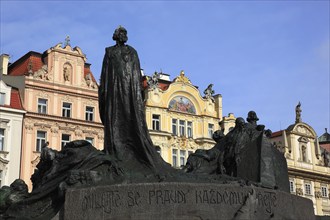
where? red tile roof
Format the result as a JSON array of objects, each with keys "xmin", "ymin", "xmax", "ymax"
[
  {"xmin": 142, "ymin": 77, "xmax": 170, "ymax": 91},
  {"xmin": 271, "ymin": 130, "xmax": 283, "ymax": 138},
  {"xmin": 84, "ymin": 64, "xmax": 98, "ymax": 85},
  {"xmin": 320, "ymin": 144, "xmax": 330, "ymax": 152},
  {"xmin": 8, "ymin": 51, "xmax": 43, "ymax": 76},
  {"xmin": 0, "ymin": 87, "xmax": 24, "ymax": 111}
]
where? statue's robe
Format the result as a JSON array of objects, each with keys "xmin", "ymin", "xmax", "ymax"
[{"xmin": 99, "ymin": 44, "xmax": 171, "ymax": 174}]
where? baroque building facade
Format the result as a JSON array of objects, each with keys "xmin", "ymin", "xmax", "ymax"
[
  {"xmin": 270, "ymin": 103, "xmax": 330, "ymax": 216},
  {"xmin": 2, "ymin": 41, "xmax": 102, "ymax": 189},
  {"xmin": 142, "ymin": 71, "xmax": 227, "ymax": 168},
  {"xmin": 0, "ymin": 63, "xmax": 25, "ymax": 187}
]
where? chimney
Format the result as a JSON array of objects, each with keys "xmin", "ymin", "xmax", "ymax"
[{"xmin": 0, "ymin": 54, "xmax": 10, "ymax": 75}]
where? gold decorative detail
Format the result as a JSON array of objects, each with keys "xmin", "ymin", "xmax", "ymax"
[{"xmin": 174, "ymin": 70, "xmax": 191, "ymax": 84}]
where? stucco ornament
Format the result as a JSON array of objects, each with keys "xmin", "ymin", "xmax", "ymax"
[
  {"xmin": 203, "ymin": 83, "xmax": 215, "ymax": 102},
  {"xmin": 33, "ymin": 65, "xmax": 50, "ymax": 80},
  {"xmin": 146, "ymin": 72, "xmax": 160, "ymax": 90}
]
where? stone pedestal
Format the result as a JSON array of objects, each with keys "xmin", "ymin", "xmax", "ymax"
[{"xmin": 63, "ymin": 183, "xmax": 315, "ymax": 220}]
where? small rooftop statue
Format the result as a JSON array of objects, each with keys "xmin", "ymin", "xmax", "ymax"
[
  {"xmin": 203, "ymin": 83, "xmax": 215, "ymax": 102},
  {"xmin": 295, "ymin": 101, "xmax": 302, "ymax": 123}
]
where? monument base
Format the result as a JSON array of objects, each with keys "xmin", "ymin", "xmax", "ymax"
[{"xmin": 63, "ymin": 182, "xmax": 315, "ymax": 220}]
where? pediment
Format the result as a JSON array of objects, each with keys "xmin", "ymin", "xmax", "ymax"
[{"xmin": 288, "ymin": 122, "xmax": 317, "ymax": 137}]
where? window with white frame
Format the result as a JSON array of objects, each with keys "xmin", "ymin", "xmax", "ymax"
[
  {"xmin": 61, "ymin": 134, "xmax": 71, "ymax": 148},
  {"xmin": 85, "ymin": 137, "xmax": 94, "ymax": 145},
  {"xmin": 152, "ymin": 114, "xmax": 160, "ymax": 131},
  {"xmin": 180, "ymin": 150, "xmax": 186, "ymax": 167},
  {"xmin": 179, "ymin": 120, "xmax": 185, "ymax": 136},
  {"xmin": 304, "ymin": 183, "xmax": 312, "ymax": 195},
  {"xmin": 187, "ymin": 121, "xmax": 193, "ymax": 138},
  {"xmin": 36, "ymin": 131, "xmax": 46, "ymax": 152},
  {"xmin": 85, "ymin": 106, "xmax": 94, "ymax": 121},
  {"xmin": 38, "ymin": 98, "xmax": 47, "ymax": 114},
  {"xmin": 321, "ymin": 186, "xmax": 328, "ymax": 198},
  {"xmin": 289, "ymin": 180, "xmax": 295, "ymax": 193},
  {"xmin": 172, "ymin": 119, "xmax": 177, "ymax": 135},
  {"xmin": 0, "ymin": 93, "xmax": 5, "ymax": 105},
  {"xmin": 0, "ymin": 129, "xmax": 4, "ymax": 151},
  {"xmin": 208, "ymin": 123, "xmax": 214, "ymax": 138},
  {"xmin": 172, "ymin": 149, "xmax": 178, "ymax": 168},
  {"xmin": 62, "ymin": 102, "xmax": 72, "ymax": 118}
]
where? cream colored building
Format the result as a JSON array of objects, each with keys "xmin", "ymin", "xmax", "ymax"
[
  {"xmin": 3, "ymin": 41, "xmax": 103, "ymax": 190},
  {"xmin": 143, "ymin": 71, "xmax": 224, "ymax": 168},
  {"xmin": 270, "ymin": 104, "xmax": 330, "ymax": 216},
  {"xmin": 0, "ymin": 77, "xmax": 25, "ymax": 187}
]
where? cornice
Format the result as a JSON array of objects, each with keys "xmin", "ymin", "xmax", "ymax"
[
  {"xmin": 288, "ymin": 167, "xmax": 330, "ymax": 182},
  {"xmin": 25, "ymin": 83, "xmax": 98, "ymax": 100},
  {"xmin": 25, "ymin": 112, "xmax": 103, "ymax": 128}
]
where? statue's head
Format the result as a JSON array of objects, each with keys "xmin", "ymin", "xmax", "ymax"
[
  {"xmin": 247, "ymin": 111, "xmax": 259, "ymax": 123},
  {"xmin": 10, "ymin": 179, "xmax": 28, "ymax": 193},
  {"xmin": 113, "ymin": 26, "xmax": 128, "ymax": 44},
  {"xmin": 235, "ymin": 117, "xmax": 245, "ymax": 128}
]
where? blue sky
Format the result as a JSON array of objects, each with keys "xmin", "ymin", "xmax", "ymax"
[{"xmin": 1, "ymin": 1, "xmax": 329, "ymax": 136}]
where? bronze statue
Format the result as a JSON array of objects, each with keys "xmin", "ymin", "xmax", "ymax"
[{"xmin": 99, "ymin": 26, "xmax": 170, "ymax": 173}]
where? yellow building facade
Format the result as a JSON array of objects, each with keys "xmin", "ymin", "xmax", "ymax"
[
  {"xmin": 4, "ymin": 41, "xmax": 103, "ymax": 189},
  {"xmin": 270, "ymin": 104, "xmax": 330, "ymax": 216},
  {"xmin": 143, "ymin": 71, "xmax": 223, "ymax": 168}
]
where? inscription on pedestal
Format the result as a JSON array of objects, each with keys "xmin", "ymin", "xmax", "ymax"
[{"xmin": 64, "ymin": 183, "xmax": 314, "ymax": 220}]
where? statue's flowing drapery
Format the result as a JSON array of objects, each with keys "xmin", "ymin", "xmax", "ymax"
[{"xmin": 99, "ymin": 44, "xmax": 170, "ymax": 173}]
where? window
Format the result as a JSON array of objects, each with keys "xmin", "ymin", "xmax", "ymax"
[
  {"xmin": 179, "ymin": 120, "xmax": 185, "ymax": 136},
  {"xmin": 62, "ymin": 102, "xmax": 71, "ymax": 118},
  {"xmin": 289, "ymin": 180, "xmax": 295, "ymax": 193},
  {"xmin": 152, "ymin": 115, "xmax": 160, "ymax": 130},
  {"xmin": 321, "ymin": 186, "xmax": 328, "ymax": 198},
  {"xmin": 36, "ymin": 131, "xmax": 46, "ymax": 152},
  {"xmin": 180, "ymin": 150, "xmax": 186, "ymax": 167},
  {"xmin": 85, "ymin": 137, "xmax": 94, "ymax": 145},
  {"xmin": 208, "ymin": 123, "xmax": 214, "ymax": 138},
  {"xmin": 61, "ymin": 134, "xmax": 71, "ymax": 148},
  {"xmin": 85, "ymin": 106, "xmax": 94, "ymax": 121},
  {"xmin": 187, "ymin": 121, "xmax": 193, "ymax": 138},
  {"xmin": 0, "ymin": 129, "xmax": 4, "ymax": 151},
  {"xmin": 172, "ymin": 119, "xmax": 177, "ymax": 135},
  {"xmin": 304, "ymin": 183, "xmax": 312, "ymax": 195},
  {"xmin": 0, "ymin": 93, "xmax": 5, "ymax": 105},
  {"xmin": 172, "ymin": 149, "xmax": 178, "ymax": 168},
  {"xmin": 38, "ymin": 98, "xmax": 47, "ymax": 114}
]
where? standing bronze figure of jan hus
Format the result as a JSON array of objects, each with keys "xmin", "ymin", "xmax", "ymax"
[{"xmin": 99, "ymin": 26, "xmax": 170, "ymax": 172}]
